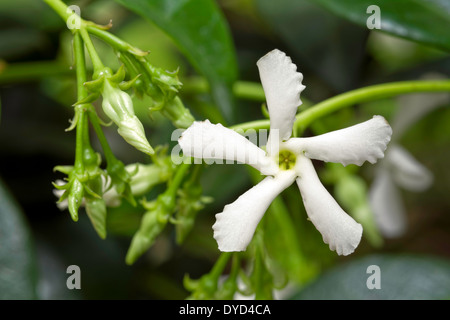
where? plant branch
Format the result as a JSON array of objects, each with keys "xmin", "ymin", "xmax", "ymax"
[{"xmin": 229, "ymin": 79, "xmax": 450, "ymax": 132}]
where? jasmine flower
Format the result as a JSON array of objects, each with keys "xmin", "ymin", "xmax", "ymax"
[{"xmin": 179, "ymin": 49, "xmax": 392, "ymax": 255}]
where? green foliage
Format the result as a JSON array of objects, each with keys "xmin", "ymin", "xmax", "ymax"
[
  {"xmin": 0, "ymin": 178, "xmax": 38, "ymax": 299},
  {"xmin": 114, "ymin": 0, "xmax": 239, "ymax": 123},
  {"xmin": 1, "ymin": 0, "xmax": 450, "ymax": 301},
  {"xmin": 290, "ymin": 254, "xmax": 450, "ymax": 300},
  {"xmin": 310, "ymin": 0, "xmax": 450, "ymax": 52}
]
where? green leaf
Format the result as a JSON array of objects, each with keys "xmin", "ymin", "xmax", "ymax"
[
  {"xmin": 0, "ymin": 178, "xmax": 38, "ymax": 299},
  {"xmin": 290, "ymin": 254, "xmax": 450, "ymax": 299},
  {"xmin": 256, "ymin": 0, "xmax": 368, "ymax": 92},
  {"xmin": 114, "ymin": 0, "xmax": 239, "ymax": 123},
  {"xmin": 309, "ymin": 0, "xmax": 450, "ymax": 52}
]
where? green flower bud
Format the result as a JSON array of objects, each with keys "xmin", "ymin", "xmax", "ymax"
[
  {"xmin": 125, "ymin": 200, "xmax": 169, "ymax": 265},
  {"xmin": 101, "ymin": 80, "xmax": 134, "ymax": 124},
  {"xmin": 53, "ymin": 147, "xmax": 105, "ymax": 234},
  {"xmin": 184, "ymin": 273, "xmax": 217, "ymax": 300},
  {"xmin": 126, "ymin": 194, "xmax": 175, "ymax": 264},
  {"xmin": 215, "ymin": 276, "xmax": 238, "ymax": 300},
  {"xmin": 67, "ymin": 178, "xmax": 84, "ymax": 222},
  {"xmin": 139, "ymin": 56, "xmax": 181, "ymax": 94},
  {"xmin": 103, "ymin": 154, "xmax": 174, "ymax": 207},
  {"xmin": 146, "ymin": 64, "xmax": 182, "ymax": 100},
  {"xmin": 105, "ymin": 159, "xmax": 136, "ymax": 206},
  {"xmin": 128, "ymin": 162, "xmax": 173, "ymax": 196},
  {"xmin": 174, "ymin": 190, "xmax": 212, "ymax": 244},
  {"xmin": 160, "ymin": 97, "xmax": 195, "ymax": 129}
]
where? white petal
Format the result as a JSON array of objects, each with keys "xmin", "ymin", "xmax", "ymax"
[
  {"xmin": 257, "ymin": 49, "xmax": 305, "ymax": 151},
  {"xmin": 213, "ymin": 170, "xmax": 296, "ymax": 252},
  {"xmin": 178, "ymin": 120, "xmax": 278, "ymax": 175},
  {"xmin": 386, "ymin": 145, "xmax": 433, "ymax": 192},
  {"xmin": 295, "ymin": 156, "xmax": 362, "ymax": 256},
  {"xmin": 284, "ymin": 115, "xmax": 392, "ymax": 166},
  {"xmin": 369, "ymin": 168, "xmax": 407, "ymax": 238}
]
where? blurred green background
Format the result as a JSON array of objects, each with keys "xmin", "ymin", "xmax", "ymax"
[{"xmin": 0, "ymin": 0, "xmax": 449, "ymax": 299}]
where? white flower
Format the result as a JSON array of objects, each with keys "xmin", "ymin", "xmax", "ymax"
[
  {"xmin": 369, "ymin": 145, "xmax": 433, "ymax": 237},
  {"xmin": 178, "ymin": 49, "xmax": 393, "ymax": 256},
  {"xmin": 369, "ymin": 81, "xmax": 449, "ymax": 238}
]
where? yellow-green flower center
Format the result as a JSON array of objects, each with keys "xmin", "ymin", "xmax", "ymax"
[{"xmin": 277, "ymin": 150, "xmax": 297, "ymax": 170}]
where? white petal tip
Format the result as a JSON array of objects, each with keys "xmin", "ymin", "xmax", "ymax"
[
  {"xmin": 295, "ymin": 157, "xmax": 364, "ymax": 257},
  {"xmin": 257, "ymin": 49, "xmax": 305, "ymax": 142},
  {"xmin": 256, "ymin": 49, "xmax": 305, "ymax": 95},
  {"xmin": 331, "ymin": 223, "xmax": 363, "ymax": 256},
  {"xmin": 212, "ymin": 174, "xmax": 295, "ymax": 252},
  {"xmin": 346, "ymin": 116, "xmax": 393, "ymax": 166},
  {"xmin": 212, "ymin": 210, "xmax": 247, "ymax": 252}
]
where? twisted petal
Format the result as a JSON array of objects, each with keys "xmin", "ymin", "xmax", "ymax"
[
  {"xmin": 284, "ymin": 115, "xmax": 392, "ymax": 166},
  {"xmin": 118, "ymin": 116, "xmax": 154, "ymax": 155},
  {"xmin": 178, "ymin": 120, "xmax": 278, "ymax": 175},
  {"xmin": 386, "ymin": 145, "xmax": 433, "ymax": 192},
  {"xmin": 257, "ymin": 49, "xmax": 305, "ymax": 152},
  {"xmin": 369, "ymin": 168, "xmax": 407, "ymax": 238},
  {"xmin": 102, "ymin": 81, "xmax": 135, "ymax": 124},
  {"xmin": 295, "ymin": 156, "xmax": 362, "ymax": 256},
  {"xmin": 213, "ymin": 170, "xmax": 296, "ymax": 252}
]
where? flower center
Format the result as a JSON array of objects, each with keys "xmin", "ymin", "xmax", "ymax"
[{"xmin": 277, "ymin": 150, "xmax": 297, "ymax": 170}]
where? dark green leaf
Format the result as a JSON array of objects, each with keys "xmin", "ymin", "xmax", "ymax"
[
  {"xmin": 0, "ymin": 178, "xmax": 38, "ymax": 299},
  {"xmin": 309, "ymin": 0, "xmax": 450, "ymax": 52},
  {"xmin": 256, "ymin": 0, "xmax": 368, "ymax": 92},
  {"xmin": 114, "ymin": 0, "xmax": 239, "ymax": 123},
  {"xmin": 290, "ymin": 254, "xmax": 450, "ymax": 299}
]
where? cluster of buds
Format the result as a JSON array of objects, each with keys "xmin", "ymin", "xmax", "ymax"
[
  {"xmin": 118, "ymin": 51, "xmax": 195, "ymax": 129},
  {"xmin": 54, "ymin": 147, "xmax": 176, "ymax": 240},
  {"xmin": 76, "ymin": 65, "xmax": 154, "ymax": 155},
  {"xmin": 125, "ymin": 162, "xmax": 210, "ymax": 265},
  {"xmin": 53, "ymin": 146, "xmax": 107, "ymax": 238},
  {"xmin": 54, "ymin": 39, "xmax": 201, "ymax": 256}
]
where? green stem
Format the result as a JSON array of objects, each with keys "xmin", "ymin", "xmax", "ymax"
[
  {"xmin": 253, "ymin": 234, "xmax": 271, "ymax": 300},
  {"xmin": 165, "ymin": 163, "xmax": 191, "ymax": 199},
  {"xmin": 184, "ymin": 77, "xmax": 267, "ymax": 102},
  {"xmin": 88, "ymin": 110, "xmax": 116, "ymax": 165},
  {"xmin": 73, "ymin": 31, "xmax": 87, "ymax": 170},
  {"xmin": 294, "ymin": 79, "xmax": 450, "ymax": 133},
  {"xmin": 229, "ymin": 119, "xmax": 271, "ymax": 131},
  {"xmin": 86, "ymin": 25, "xmax": 147, "ymax": 57},
  {"xmin": 230, "ymin": 79, "xmax": 450, "ymax": 132},
  {"xmin": 210, "ymin": 252, "xmax": 232, "ymax": 279},
  {"xmin": 75, "ymin": 34, "xmax": 87, "ymax": 100},
  {"xmin": 229, "ymin": 253, "xmax": 240, "ymax": 280},
  {"xmin": 79, "ymin": 28, "xmax": 104, "ymax": 75},
  {"xmin": 44, "ymin": 0, "xmax": 73, "ymax": 22}
]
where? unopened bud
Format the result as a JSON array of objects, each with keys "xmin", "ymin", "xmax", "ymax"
[
  {"xmin": 101, "ymin": 81, "xmax": 134, "ymax": 124},
  {"xmin": 117, "ymin": 115, "xmax": 154, "ymax": 155},
  {"xmin": 101, "ymin": 81, "xmax": 154, "ymax": 155}
]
